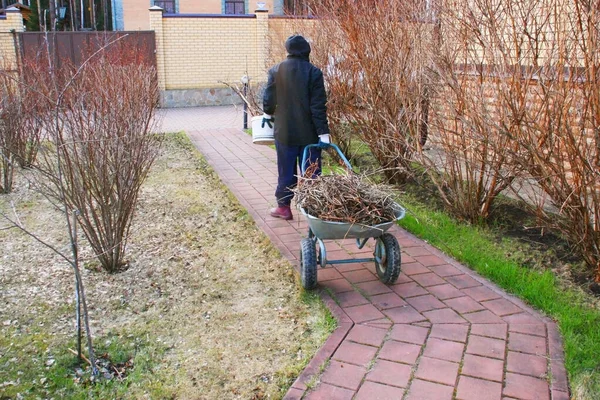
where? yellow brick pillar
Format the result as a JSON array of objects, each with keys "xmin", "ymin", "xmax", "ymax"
[
  {"xmin": 1, "ymin": 7, "xmax": 24, "ymax": 71},
  {"xmin": 149, "ymin": 6, "xmax": 166, "ymax": 91},
  {"xmin": 255, "ymin": 7, "xmax": 269, "ymax": 82},
  {"xmin": 5, "ymin": 7, "xmax": 24, "ymax": 32}
]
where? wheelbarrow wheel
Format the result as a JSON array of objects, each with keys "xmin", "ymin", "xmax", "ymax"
[
  {"xmin": 374, "ymin": 233, "xmax": 401, "ymax": 284},
  {"xmin": 300, "ymin": 238, "xmax": 318, "ymax": 289}
]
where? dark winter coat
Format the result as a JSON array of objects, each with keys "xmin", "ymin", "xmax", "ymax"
[{"xmin": 263, "ymin": 35, "xmax": 330, "ymax": 146}]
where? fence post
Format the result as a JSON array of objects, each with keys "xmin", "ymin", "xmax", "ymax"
[
  {"xmin": 149, "ymin": 6, "xmax": 166, "ymax": 94},
  {"xmin": 255, "ymin": 7, "xmax": 269, "ymax": 82}
]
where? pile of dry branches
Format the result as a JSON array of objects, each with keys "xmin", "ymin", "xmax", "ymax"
[{"xmin": 294, "ymin": 170, "xmax": 398, "ymax": 225}]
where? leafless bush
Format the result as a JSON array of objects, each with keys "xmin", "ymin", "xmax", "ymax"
[
  {"xmin": 415, "ymin": 0, "xmax": 531, "ymax": 222},
  {"xmin": 307, "ymin": 0, "xmax": 436, "ymax": 184},
  {"xmin": 34, "ymin": 44, "xmax": 161, "ymax": 273},
  {"xmin": 0, "ymin": 71, "xmax": 22, "ymax": 193},
  {"xmin": 500, "ymin": 0, "xmax": 600, "ymax": 278},
  {"xmin": 427, "ymin": 0, "xmax": 600, "ymax": 274}
]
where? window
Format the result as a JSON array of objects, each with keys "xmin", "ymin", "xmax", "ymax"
[
  {"xmin": 225, "ymin": 0, "xmax": 245, "ymax": 15},
  {"xmin": 154, "ymin": 0, "xmax": 176, "ymax": 13}
]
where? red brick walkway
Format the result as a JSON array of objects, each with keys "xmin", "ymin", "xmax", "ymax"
[{"xmin": 186, "ymin": 124, "xmax": 569, "ymax": 400}]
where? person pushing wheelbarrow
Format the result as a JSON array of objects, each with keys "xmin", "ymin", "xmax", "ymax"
[{"xmin": 262, "ymin": 34, "xmax": 331, "ymax": 221}]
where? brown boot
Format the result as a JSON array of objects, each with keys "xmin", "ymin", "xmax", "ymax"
[{"xmin": 270, "ymin": 205, "xmax": 293, "ymax": 220}]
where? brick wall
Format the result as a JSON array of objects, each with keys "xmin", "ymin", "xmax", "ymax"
[{"xmin": 149, "ymin": 7, "xmax": 314, "ymax": 107}]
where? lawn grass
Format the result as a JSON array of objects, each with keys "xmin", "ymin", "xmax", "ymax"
[{"xmin": 397, "ymin": 193, "xmax": 600, "ymax": 397}]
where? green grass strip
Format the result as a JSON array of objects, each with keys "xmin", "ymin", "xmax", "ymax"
[{"xmin": 397, "ymin": 196, "xmax": 600, "ymax": 395}]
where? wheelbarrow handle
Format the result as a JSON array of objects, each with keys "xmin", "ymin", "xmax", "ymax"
[{"xmin": 301, "ymin": 143, "xmax": 353, "ymax": 175}]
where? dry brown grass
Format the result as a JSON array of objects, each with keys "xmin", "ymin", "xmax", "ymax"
[{"xmin": 0, "ymin": 133, "xmax": 333, "ymax": 399}]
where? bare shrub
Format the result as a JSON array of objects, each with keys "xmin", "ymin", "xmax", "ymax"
[
  {"xmin": 427, "ymin": 0, "xmax": 600, "ymax": 274},
  {"xmin": 416, "ymin": 0, "xmax": 532, "ymax": 222},
  {"xmin": 34, "ymin": 44, "xmax": 161, "ymax": 273},
  {"xmin": 501, "ymin": 0, "xmax": 600, "ymax": 278},
  {"xmin": 0, "ymin": 71, "xmax": 22, "ymax": 193},
  {"xmin": 307, "ymin": 0, "xmax": 436, "ymax": 183}
]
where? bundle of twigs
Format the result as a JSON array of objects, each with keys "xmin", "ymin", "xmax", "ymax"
[{"xmin": 294, "ymin": 166, "xmax": 399, "ymax": 225}]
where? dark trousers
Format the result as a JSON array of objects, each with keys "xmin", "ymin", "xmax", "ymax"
[{"xmin": 275, "ymin": 140, "xmax": 321, "ymax": 206}]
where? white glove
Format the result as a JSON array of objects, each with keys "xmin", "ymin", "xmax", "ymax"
[{"xmin": 319, "ymin": 134, "xmax": 330, "ymax": 144}]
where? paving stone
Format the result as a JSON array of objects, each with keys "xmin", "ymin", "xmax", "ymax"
[
  {"xmin": 346, "ymin": 324, "xmax": 388, "ymax": 347},
  {"xmin": 344, "ymin": 304, "xmax": 386, "ymax": 323},
  {"xmin": 320, "ymin": 360, "xmax": 367, "ymax": 390},
  {"xmin": 462, "ymin": 310, "xmax": 506, "ymax": 324},
  {"xmin": 405, "ymin": 294, "xmax": 447, "ymax": 312},
  {"xmin": 461, "ymin": 354, "xmax": 504, "ymax": 382},
  {"xmin": 389, "ymin": 324, "xmax": 429, "ymax": 345},
  {"xmin": 335, "ymin": 290, "xmax": 370, "ymax": 308},
  {"xmin": 423, "ymin": 337, "xmax": 465, "ymax": 362},
  {"xmin": 354, "ymin": 381, "xmax": 406, "ymax": 400},
  {"xmin": 343, "ymin": 269, "xmax": 378, "ymax": 283},
  {"xmin": 303, "ymin": 383, "xmax": 354, "ymax": 400},
  {"xmin": 405, "ymin": 379, "xmax": 454, "ymax": 400},
  {"xmin": 379, "ymin": 340, "xmax": 422, "ymax": 364},
  {"xmin": 402, "ymin": 262, "xmax": 431, "ymax": 275},
  {"xmin": 333, "ymin": 341, "xmax": 378, "ymax": 367},
  {"xmin": 482, "ymin": 298, "xmax": 524, "ymax": 316},
  {"xmin": 382, "ymin": 305, "xmax": 427, "ymax": 324},
  {"xmin": 404, "ymin": 246, "xmax": 432, "ymax": 257},
  {"xmin": 508, "ymin": 324, "xmax": 547, "ymax": 337},
  {"xmin": 444, "ymin": 296, "xmax": 486, "ymax": 314},
  {"xmin": 320, "ymin": 278, "xmax": 354, "ymax": 293},
  {"xmin": 392, "ymin": 282, "xmax": 428, "ymax": 298},
  {"xmin": 508, "ymin": 332, "xmax": 547, "ymax": 356},
  {"xmin": 503, "ymin": 312, "xmax": 544, "ymax": 325},
  {"xmin": 415, "ymin": 357, "xmax": 459, "ymax": 386},
  {"xmin": 423, "ymin": 308, "xmax": 468, "ymax": 324},
  {"xmin": 503, "ymin": 373, "xmax": 550, "ymax": 400},
  {"xmin": 467, "ymin": 335, "xmax": 506, "ymax": 360},
  {"xmin": 355, "ymin": 280, "xmax": 393, "ymax": 296},
  {"xmin": 506, "ymin": 351, "xmax": 548, "ymax": 378},
  {"xmin": 428, "ymin": 264, "xmax": 464, "ymax": 277},
  {"xmin": 412, "ymin": 272, "xmax": 447, "ymax": 287},
  {"xmin": 366, "ymin": 359, "xmax": 412, "ymax": 388},
  {"xmin": 395, "ymin": 272, "xmax": 413, "ymax": 284},
  {"xmin": 413, "ymin": 255, "xmax": 447, "ymax": 267},
  {"xmin": 551, "ymin": 390, "xmax": 571, "ymax": 400},
  {"xmin": 470, "ymin": 324, "xmax": 508, "ymax": 340},
  {"xmin": 427, "ymin": 283, "xmax": 464, "ymax": 300},
  {"xmin": 456, "ymin": 376, "xmax": 503, "ymax": 400},
  {"xmin": 370, "ymin": 292, "xmax": 408, "ymax": 310},
  {"xmin": 283, "ymin": 387, "xmax": 304, "ymax": 400},
  {"xmin": 430, "ymin": 324, "xmax": 469, "ymax": 342},
  {"xmin": 446, "ymin": 274, "xmax": 482, "ymax": 289},
  {"xmin": 462, "ymin": 285, "xmax": 502, "ymax": 301}
]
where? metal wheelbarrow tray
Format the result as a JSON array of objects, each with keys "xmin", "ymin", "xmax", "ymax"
[{"xmin": 298, "ymin": 143, "xmax": 406, "ymax": 290}]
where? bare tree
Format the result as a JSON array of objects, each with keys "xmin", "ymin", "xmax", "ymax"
[{"xmin": 306, "ymin": 0, "xmax": 437, "ymax": 183}]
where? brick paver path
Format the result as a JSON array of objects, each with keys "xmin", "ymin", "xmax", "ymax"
[{"xmin": 161, "ymin": 106, "xmax": 570, "ymax": 400}]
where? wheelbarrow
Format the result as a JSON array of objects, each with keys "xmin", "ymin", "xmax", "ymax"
[{"xmin": 298, "ymin": 143, "xmax": 406, "ymax": 290}]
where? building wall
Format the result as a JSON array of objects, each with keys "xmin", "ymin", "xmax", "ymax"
[
  {"xmin": 124, "ymin": 0, "xmax": 152, "ymax": 29},
  {"xmin": 123, "ymin": 0, "xmax": 278, "ymax": 30}
]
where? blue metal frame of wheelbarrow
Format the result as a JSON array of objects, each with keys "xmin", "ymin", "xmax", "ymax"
[{"xmin": 300, "ymin": 142, "xmax": 405, "ymax": 268}]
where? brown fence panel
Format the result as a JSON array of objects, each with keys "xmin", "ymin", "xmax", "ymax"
[{"xmin": 18, "ymin": 31, "xmax": 156, "ymax": 70}]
